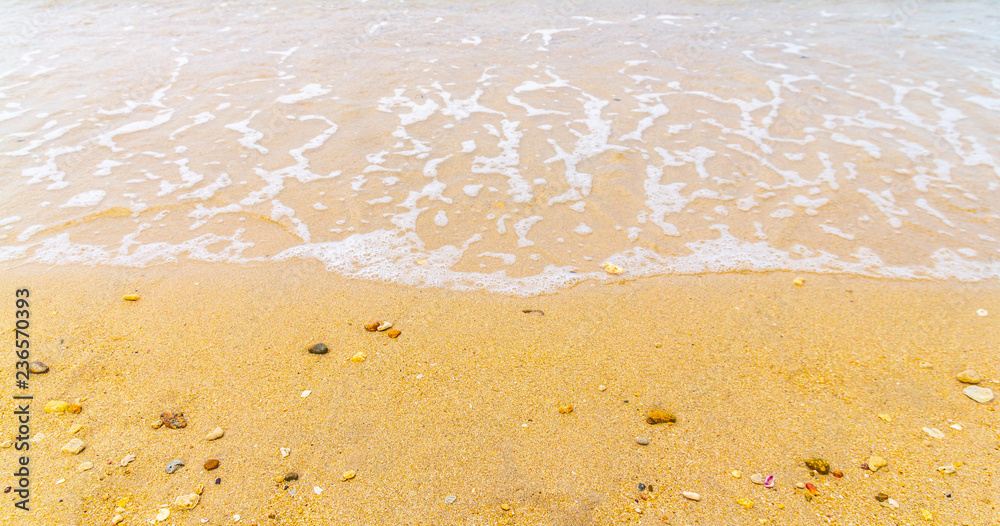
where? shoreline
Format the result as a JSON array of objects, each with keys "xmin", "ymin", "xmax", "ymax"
[{"xmin": 1, "ymin": 263, "xmax": 997, "ymax": 525}]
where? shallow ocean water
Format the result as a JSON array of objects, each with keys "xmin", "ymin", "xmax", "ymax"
[{"xmin": 1, "ymin": 0, "xmax": 998, "ymax": 294}]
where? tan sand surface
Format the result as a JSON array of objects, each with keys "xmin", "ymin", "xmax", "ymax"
[{"xmin": 1, "ymin": 264, "xmax": 998, "ymax": 525}]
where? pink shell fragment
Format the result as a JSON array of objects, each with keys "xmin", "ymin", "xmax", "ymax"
[{"xmin": 763, "ymin": 475, "xmax": 775, "ymax": 488}]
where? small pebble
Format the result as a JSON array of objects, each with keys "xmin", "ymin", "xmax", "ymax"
[
  {"xmin": 923, "ymin": 427, "xmax": 945, "ymax": 439},
  {"xmin": 120, "ymin": 454, "xmax": 136, "ymax": 467},
  {"xmin": 867, "ymin": 455, "xmax": 887, "ymax": 472},
  {"xmin": 160, "ymin": 412, "xmax": 187, "ymax": 429},
  {"xmin": 44, "ymin": 400, "xmax": 70, "ymax": 413},
  {"xmin": 681, "ymin": 491, "xmax": 701, "ymax": 501},
  {"xmin": 351, "ymin": 352, "xmax": 366, "ymax": 363},
  {"xmin": 69, "ymin": 424, "xmax": 82, "ymax": 434},
  {"xmin": 645, "ymin": 409, "xmax": 676, "ymax": 425},
  {"xmin": 204, "ymin": 459, "xmax": 220, "ymax": 471},
  {"xmin": 165, "ymin": 460, "xmax": 185, "ymax": 474},
  {"xmin": 174, "ymin": 493, "xmax": 200, "ymax": 510},
  {"xmin": 313, "ymin": 487, "xmax": 323, "ymax": 495},
  {"xmin": 111, "ymin": 514, "xmax": 124, "ymax": 525},
  {"xmin": 301, "ymin": 390, "xmax": 311, "ymax": 398},
  {"xmin": 386, "ymin": 328, "xmax": 402, "ymax": 338},
  {"xmin": 963, "ymin": 385, "xmax": 994, "ymax": 404},
  {"xmin": 804, "ymin": 458, "xmax": 830, "ymax": 475},
  {"xmin": 731, "ymin": 470, "xmax": 741, "ymax": 478},
  {"xmin": 937, "ymin": 465, "xmax": 957, "ymax": 474},
  {"xmin": 364, "ymin": 321, "xmax": 381, "ymax": 332},
  {"xmin": 832, "ymin": 470, "xmax": 844, "ymax": 478},
  {"xmin": 61, "ymin": 438, "xmax": 85, "ymax": 455},
  {"xmin": 794, "ymin": 277, "xmax": 805, "ymax": 286},
  {"xmin": 151, "ymin": 419, "xmax": 164, "ymax": 429},
  {"xmin": 558, "ymin": 404, "xmax": 574, "ymax": 414},
  {"xmin": 308, "ymin": 343, "xmax": 329, "ymax": 355},
  {"xmin": 500, "ymin": 504, "xmax": 511, "ymax": 511},
  {"xmin": 123, "ymin": 294, "xmax": 140, "ymax": 301},
  {"xmin": 283, "ymin": 472, "xmax": 299, "ymax": 481},
  {"xmin": 919, "ymin": 509, "xmax": 933, "ymax": 521},
  {"xmin": 795, "ymin": 482, "xmax": 806, "ymax": 489},
  {"xmin": 376, "ymin": 321, "xmax": 392, "ymax": 331},
  {"xmin": 805, "ymin": 482, "xmax": 818, "ymax": 495},
  {"xmin": 750, "ymin": 473, "xmax": 765, "ymax": 485},
  {"xmin": 29, "ymin": 361, "xmax": 49, "ymax": 374},
  {"xmin": 598, "ymin": 384, "xmax": 607, "ymax": 391},
  {"xmin": 280, "ymin": 447, "xmax": 290, "ymax": 458},
  {"xmin": 635, "ymin": 438, "xmax": 650, "ymax": 446},
  {"xmin": 878, "ymin": 413, "xmax": 892, "ymax": 422},
  {"xmin": 956, "ymin": 369, "xmax": 981, "ymax": 384},
  {"xmin": 155, "ymin": 508, "xmax": 169, "ymax": 522},
  {"xmin": 602, "ymin": 262, "xmax": 623, "ymax": 275},
  {"xmin": 444, "ymin": 494, "xmax": 457, "ymax": 504},
  {"xmin": 77, "ymin": 461, "xmax": 93, "ymax": 471},
  {"xmin": 341, "ymin": 470, "xmax": 356, "ymax": 481},
  {"xmin": 638, "ymin": 483, "xmax": 646, "ymax": 491},
  {"xmin": 976, "ymin": 308, "xmax": 988, "ymax": 316},
  {"xmin": 205, "ymin": 426, "xmax": 225, "ymax": 441},
  {"xmin": 0, "ymin": 440, "xmax": 11, "ymax": 449},
  {"xmin": 883, "ymin": 498, "xmax": 900, "ymax": 509},
  {"xmin": 67, "ymin": 403, "xmax": 82, "ymax": 414},
  {"xmin": 875, "ymin": 492, "xmax": 888, "ymax": 502},
  {"xmin": 736, "ymin": 497, "xmax": 753, "ymax": 509}
]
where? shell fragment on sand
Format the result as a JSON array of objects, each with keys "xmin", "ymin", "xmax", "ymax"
[
  {"xmin": 61, "ymin": 438, "xmax": 85, "ymax": 454},
  {"xmin": 205, "ymin": 426, "xmax": 225, "ymax": 441},
  {"xmin": 682, "ymin": 491, "xmax": 701, "ymax": 501},
  {"xmin": 963, "ymin": 385, "xmax": 994, "ymax": 404},
  {"xmin": 173, "ymin": 493, "xmax": 200, "ymax": 510}
]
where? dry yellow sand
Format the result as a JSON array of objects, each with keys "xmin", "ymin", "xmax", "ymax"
[{"xmin": 1, "ymin": 263, "xmax": 998, "ymax": 525}]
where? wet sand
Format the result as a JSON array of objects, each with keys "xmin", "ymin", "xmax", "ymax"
[{"xmin": 1, "ymin": 264, "xmax": 997, "ymax": 525}]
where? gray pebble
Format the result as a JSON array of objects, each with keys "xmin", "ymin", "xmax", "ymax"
[
  {"xmin": 165, "ymin": 460, "xmax": 185, "ymax": 474},
  {"xmin": 29, "ymin": 361, "xmax": 49, "ymax": 374},
  {"xmin": 636, "ymin": 438, "xmax": 650, "ymax": 446},
  {"xmin": 444, "ymin": 494, "xmax": 457, "ymax": 504}
]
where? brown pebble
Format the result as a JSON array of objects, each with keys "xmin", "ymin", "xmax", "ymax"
[
  {"xmin": 364, "ymin": 321, "xmax": 381, "ymax": 332},
  {"xmin": 832, "ymin": 470, "xmax": 844, "ymax": 478},
  {"xmin": 204, "ymin": 459, "xmax": 219, "ymax": 471},
  {"xmin": 558, "ymin": 404, "xmax": 574, "ymax": 414},
  {"xmin": 283, "ymin": 472, "xmax": 299, "ymax": 481},
  {"xmin": 386, "ymin": 329, "xmax": 401, "ymax": 338},
  {"xmin": 29, "ymin": 361, "xmax": 49, "ymax": 374},
  {"xmin": 67, "ymin": 404, "xmax": 82, "ymax": 414},
  {"xmin": 875, "ymin": 492, "xmax": 889, "ymax": 502},
  {"xmin": 645, "ymin": 409, "xmax": 676, "ymax": 425},
  {"xmin": 160, "ymin": 412, "xmax": 187, "ymax": 429},
  {"xmin": 308, "ymin": 343, "xmax": 329, "ymax": 355}
]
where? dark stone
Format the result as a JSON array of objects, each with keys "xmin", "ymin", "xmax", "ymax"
[
  {"xmin": 284, "ymin": 472, "xmax": 299, "ymax": 481},
  {"xmin": 308, "ymin": 343, "xmax": 329, "ymax": 355}
]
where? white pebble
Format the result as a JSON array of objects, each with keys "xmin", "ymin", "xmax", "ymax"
[
  {"xmin": 280, "ymin": 447, "xmax": 290, "ymax": 458},
  {"xmin": 205, "ymin": 426, "xmax": 225, "ymax": 441},
  {"xmin": 120, "ymin": 454, "xmax": 136, "ymax": 467},
  {"xmin": 314, "ymin": 486, "xmax": 323, "ymax": 495},
  {"xmin": 682, "ymin": 491, "xmax": 701, "ymax": 501},
  {"xmin": 976, "ymin": 308, "xmax": 988, "ymax": 316},
  {"xmin": 963, "ymin": 385, "xmax": 994, "ymax": 404},
  {"xmin": 923, "ymin": 427, "xmax": 945, "ymax": 439},
  {"xmin": 301, "ymin": 390, "xmax": 311, "ymax": 398}
]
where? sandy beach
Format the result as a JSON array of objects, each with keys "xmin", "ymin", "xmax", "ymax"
[{"xmin": 2, "ymin": 264, "xmax": 997, "ymax": 525}]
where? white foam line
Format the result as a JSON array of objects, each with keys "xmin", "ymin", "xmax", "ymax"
[
  {"xmin": 224, "ymin": 111, "xmax": 268, "ymax": 154},
  {"xmin": 97, "ymin": 110, "xmax": 175, "ymax": 152},
  {"xmin": 276, "ymin": 83, "xmax": 330, "ymax": 104}
]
